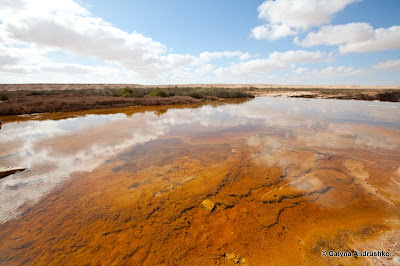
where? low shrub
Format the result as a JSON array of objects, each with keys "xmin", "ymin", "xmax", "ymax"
[
  {"xmin": 121, "ymin": 87, "xmax": 133, "ymax": 97},
  {"xmin": 149, "ymin": 88, "xmax": 168, "ymax": 97},
  {"xmin": 29, "ymin": 90, "xmax": 46, "ymax": 96},
  {"xmin": 188, "ymin": 91, "xmax": 203, "ymax": 99},
  {"xmin": 377, "ymin": 91, "xmax": 400, "ymax": 102},
  {"xmin": 130, "ymin": 88, "xmax": 150, "ymax": 98},
  {"xmin": 44, "ymin": 90, "xmax": 59, "ymax": 95}
]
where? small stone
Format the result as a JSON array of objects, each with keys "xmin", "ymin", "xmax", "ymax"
[
  {"xmin": 225, "ymin": 253, "xmax": 235, "ymax": 260},
  {"xmin": 0, "ymin": 165, "xmax": 26, "ymax": 179},
  {"xmin": 201, "ymin": 199, "xmax": 215, "ymax": 212}
]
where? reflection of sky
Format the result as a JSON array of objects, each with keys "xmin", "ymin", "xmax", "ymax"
[{"xmin": 0, "ymin": 97, "xmax": 399, "ymax": 223}]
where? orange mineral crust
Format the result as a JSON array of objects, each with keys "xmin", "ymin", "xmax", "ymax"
[{"xmin": 0, "ymin": 98, "xmax": 399, "ymax": 265}]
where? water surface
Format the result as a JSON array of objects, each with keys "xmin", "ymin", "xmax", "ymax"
[{"xmin": 0, "ymin": 97, "xmax": 399, "ymax": 265}]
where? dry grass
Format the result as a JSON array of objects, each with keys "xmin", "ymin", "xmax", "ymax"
[
  {"xmin": 0, "ymin": 94, "xmax": 203, "ymax": 116},
  {"xmin": 0, "ymin": 86, "xmax": 255, "ymax": 116}
]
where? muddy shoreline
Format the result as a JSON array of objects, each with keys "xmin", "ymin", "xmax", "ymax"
[
  {"xmin": 0, "ymin": 94, "xmax": 205, "ymax": 116},
  {"xmin": 0, "ymin": 84, "xmax": 399, "ymax": 116},
  {"xmin": 256, "ymin": 90, "xmax": 400, "ymax": 102},
  {"xmin": 0, "ymin": 85, "xmax": 255, "ymax": 116}
]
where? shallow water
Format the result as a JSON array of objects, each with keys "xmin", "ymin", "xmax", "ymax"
[{"xmin": 0, "ymin": 97, "xmax": 399, "ymax": 265}]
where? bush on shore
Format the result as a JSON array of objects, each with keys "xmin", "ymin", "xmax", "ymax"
[
  {"xmin": 121, "ymin": 87, "xmax": 133, "ymax": 97},
  {"xmin": 1, "ymin": 86, "xmax": 256, "ymax": 103},
  {"xmin": 149, "ymin": 88, "xmax": 168, "ymax": 97}
]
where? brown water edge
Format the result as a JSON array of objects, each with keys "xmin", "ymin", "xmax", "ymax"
[
  {"xmin": 0, "ymin": 98, "xmax": 249, "ymax": 124},
  {"xmin": 0, "ymin": 125, "xmax": 399, "ymax": 265}
]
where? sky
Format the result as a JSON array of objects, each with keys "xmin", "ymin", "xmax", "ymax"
[{"xmin": 0, "ymin": 0, "xmax": 399, "ymax": 85}]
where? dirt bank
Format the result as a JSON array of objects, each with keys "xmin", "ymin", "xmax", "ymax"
[
  {"xmin": 255, "ymin": 89, "xmax": 400, "ymax": 102},
  {"xmin": 0, "ymin": 85, "xmax": 255, "ymax": 116},
  {"xmin": 0, "ymin": 94, "xmax": 205, "ymax": 116},
  {"xmin": 1, "ymin": 84, "xmax": 399, "ymax": 116}
]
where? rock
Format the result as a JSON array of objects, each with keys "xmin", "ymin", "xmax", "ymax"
[
  {"xmin": 0, "ymin": 165, "xmax": 26, "ymax": 179},
  {"xmin": 201, "ymin": 199, "xmax": 215, "ymax": 212},
  {"xmin": 225, "ymin": 253, "xmax": 246, "ymax": 265},
  {"xmin": 226, "ymin": 253, "xmax": 236, "ymax": 260}
]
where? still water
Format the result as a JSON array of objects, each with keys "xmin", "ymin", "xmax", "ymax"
[{"xmin": 0, "ymin": 97, "xmax": 399, "ymax": 265}]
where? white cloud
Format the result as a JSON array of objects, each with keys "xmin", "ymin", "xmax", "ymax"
[
  {"xmin": 0, "ymin": 0, "xmax": 398, "ymax": 85},
  {"xmin": 39, "ymin": 63, "xmax": 121, "ymax": 76},
  {"xmin": 295, "ymin": 60, "xmax": 400, "ymax": 80},
  {"xmin": 0, "ymin": 0, "xmax": 172, "ymax": 79},
  {"xmin": 251, "ymin": 24, "xmax": 296, "ymax": 40},
  {"xmin": 269, "ymin": 50, "xmax": 327, "ymax": 64},
  {"xmin": 0, "ymin": 42, "xmax": 124, "ymax": 81},
  {"xmin": 298, "ymin": 23, "xmax": 374, "ymax": 47},
  {"xmin": 239, "ymin": 53, "xmax": 252, "ymax": 60},
  {"xmin": 0, "ymin": 45, "xmax": 50, "ymax": 66},
  {"xmin": 311, "ymin": 66, "xmax": 362, "ymax": 77},
  {"xmin": 195, "ymin": 64, "xmax": 216, "ymax": 75},
  {"xmin": 372, "ymin": 59, "xmax": 400, "ymax": 71},
  {"xmin": 339, "ymin": 26, "xmax": 400, "ymax": 54},
  {"xmin": 215, "ymin": 50, "xmax": 327, "ymax": 78},
  {"xmin": 294, "ymin": 67, "xmax": 308, "ymax": 74},
  {"xmin": 258, "ymin": 0, "xmax": 360, "ymax": 29},
  {"xmin": 199, "ymin": 51, "xmax": 243, "ymax": 62},
  {"xmin": 251, "ymin": 0, "xmax": 360, "ymax": 40},
  {"xmin": 296, "ymin": 23, "xmax": 400, "ymax": 54},
  {"xmin": 0, "ymin": 0, "xmax": 257, "ymax": 83},
  {"xmin": 1, "ymin": 9, "xmax": 167, "ymax": 74},
  {"xmin": 0, "ymin": 63, "xmax": 124, "ymax": 83}
]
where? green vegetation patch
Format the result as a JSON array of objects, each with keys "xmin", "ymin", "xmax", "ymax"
[
  {"xmin": 121, "ymin": 87, "xmax": 133, "ymax": 97},
  {"xmin": 149, "ymin": 88, "xmax": 169, "ymax": 98}
]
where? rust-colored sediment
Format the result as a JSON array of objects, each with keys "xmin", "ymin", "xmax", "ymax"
[{"xmin": 0, "ymin": 126, "xmax": 399, "ymax": 265}]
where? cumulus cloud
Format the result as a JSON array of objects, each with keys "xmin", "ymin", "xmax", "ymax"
[
  {"xmin": 251, "ymin": 0, "xmax": 360, "ymax": 40},
  {"xmin": 311, "ymin": 66, "xmax": 362, "ymax": 77},
  {"xmin": 297, "ymin": 23, "xmax": 375, "ymax": 47},
  {"xmin": 0, "ymin": 43, "xmax": 124, "ymax": 82},
  {"xmin": 251, "ymin": 24, "xmax": 296, "ymax": 40},
  {"xmin": 372, "ymin": 59, "xmax": 400, "ymax": 71},
  {"xmin": 296, "ymin": 23, "xmax": 400, "ymax": 54},
  {"xmin": 0, "ymin": 0, "xmax": 253, "ymax": 82},
  {"xmin": 199, "ymin": 51, "xmax": 249, "ymax": 62},
  {"xmin": 339, "ymin": 26, "xmax": 400, "ymax": 54},
  {"xmin": 215, "ymin": 50, "xmax": 327, "ymax": 79},
  {"xmin": 296, "ymin": 59, "xmax": 400, "ymax": 80},
  {"xmin": 0, "ymin": 45, "xmax": 49, "ymax": 66},
  {"xmin": 0, "ymin": 1, "xmax": 168, "ymax": 76},
  {"xmin": 1, "ymin": 0, "xmax": 398, "ymax": 84},
  {"xmin": 269, "ymin": 50, "xmax": 327, "ymax": 64},
  {"xmin": 294, "ymin": 67, "xmax": 308, "ymax": 74}
]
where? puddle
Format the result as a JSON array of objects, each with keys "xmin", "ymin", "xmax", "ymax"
[{"xmin": 0, "ymin": 97, "xmax": 399, "ymax": 265}]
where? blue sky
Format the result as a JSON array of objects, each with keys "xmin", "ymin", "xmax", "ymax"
[{"xmin": 0, "ymin": 0, "xmax": 399, "ymax": 85}]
